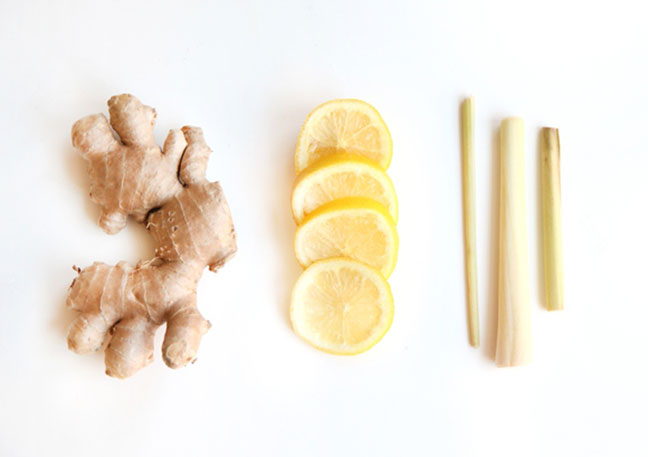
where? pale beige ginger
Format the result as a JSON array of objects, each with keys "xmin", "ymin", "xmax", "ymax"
[
  {"xmin": 72, "ymin": 94, "xmax": 185, "ymax": 234},
  {"xmin": 67, "ymin": 95, "xmax": 236, "ymax": 378}
]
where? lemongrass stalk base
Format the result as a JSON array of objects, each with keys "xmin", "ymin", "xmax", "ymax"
[
  {"xmin": 495, "ymin": 117, "xmax": 532, "ymax": 367},
  {"xmin": 541, "ymin": 128, "xmax": 564, "ymax": 311}
]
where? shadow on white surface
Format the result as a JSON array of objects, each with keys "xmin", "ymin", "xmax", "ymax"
[
  {"xmin": 49, "ymin": 267, "xmax": 75, "ymax": 339},
  {"xmin": 64, "ymin": 140, "xmax": 102, "ymax": 226},
  {"xmin": 483, "ymin": 122, "xmax": 500, "ymax": 362},
  {"xmin": 266, "ymin": 102, "xmax": 306, "ymax": 328}
]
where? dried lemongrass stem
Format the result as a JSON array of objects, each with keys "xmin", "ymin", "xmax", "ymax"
[
  {"xmin": 541, "ymin": 128, "xmax": 564, "ymax": 311},
  {"xmin": 495, "ymin": 117, "xmax": 531, "ymax": 367},
  {"xmin": 461, "ymin": 97, "xmax": 480, "ymax": 348}
]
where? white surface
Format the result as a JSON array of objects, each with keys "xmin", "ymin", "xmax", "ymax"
[{"xmin": 1, "ymin": 1, "xmax": 646, "ymax": 456}]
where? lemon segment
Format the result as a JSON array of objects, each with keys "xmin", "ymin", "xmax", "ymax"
[
  {"xmin": 294, "ymin": 197, "xmax": 399, "ymax": 278},
  {"xmin": 295, "ymin": 99, "xmax": 392, "ymax": 174},
  {"xmin": 290, "ymin": 258, "xmax": 394, "ymax": 354},
  {"xmin": 291, "ymin": 154, "xmax": 398, "ymax": 224}
]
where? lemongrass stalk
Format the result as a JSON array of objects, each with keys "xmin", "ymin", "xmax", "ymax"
[
  {"xmin": 495, "ymin": 117, "xmax": 532, "ymax": 367},
  {"xmin": 461, "ymin": 97, "xmax": 480, "ymax": 348},
  {"xmin": 541, "ymin": 128, "xmax": 564, "ymax": 311}
]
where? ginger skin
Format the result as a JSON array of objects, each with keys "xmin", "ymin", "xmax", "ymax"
[
  {"xmin": 72, "ymin": 95, "xmax": 185, "ymax": 234},
  {"xmin": 67, "ymin": 95, "xmax": 236, "ymax": 378}
]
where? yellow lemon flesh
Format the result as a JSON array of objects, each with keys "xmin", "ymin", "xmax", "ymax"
[
  {"xmin": 290, "ymin": 258, "xmax": 394, "ymax": 355},
  {"xmin": 292, "ymin": 154, "xmax": 398, "ymax": 225},
  {"xmin": 294, "ymin": 197, "xmax": 398, "ymax": 278},
  {"xmin": 295, "ymin": 99, "xmax": 392, "ymax": 174}
]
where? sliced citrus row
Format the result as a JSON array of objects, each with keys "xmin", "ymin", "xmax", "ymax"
[
  {"xmin": 295, "ymin": 99, "xmax": 393, "ymax": 174},
  {"xmin": 290, "ymin": 258, "xmax": 394, "ymax": 355},
  {"xmin": 294, "ymin": 198, "xmax": 399, "ymax": 278},
  {"xmin": 291, "ymin": 99, "xmax": 397, "ymax": 355},
  {"xmin": 291, "ymin": 154, "xmax": 398, "ymax": 224}
]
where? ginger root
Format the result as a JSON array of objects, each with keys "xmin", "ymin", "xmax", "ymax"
[{"xmin": 67, "ymin": 94, "xmax": 236, "ymax": 378}]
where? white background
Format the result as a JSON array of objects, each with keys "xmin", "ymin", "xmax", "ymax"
[{"xmin": 1, "ymin": 1, "xmax": 646, "ymax": 456}]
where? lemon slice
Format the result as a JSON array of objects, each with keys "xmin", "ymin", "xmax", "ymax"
[
  {"xmin": 290, "ymin": 258, "xmax": 394, "ymax": 354},
  {"xmin": 292, "ymin": 154, "xmax": 398, "ymax": 224},
  {"xmin": 294, "ymin": 197, "xmax": 398, "ymax": 277},
  {"xmin": 295, "ymin": 99, "xmax": 392, "ymax": 174}
]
